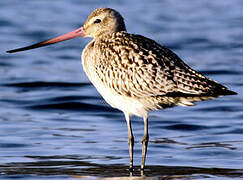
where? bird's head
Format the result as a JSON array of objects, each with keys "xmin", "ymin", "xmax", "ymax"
[{"xmin": 83, "ymin": 8, "xmax": 126, "ymax": 38}]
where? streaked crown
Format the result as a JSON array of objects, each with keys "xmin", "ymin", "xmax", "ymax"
[{"xmin": 83, "ymin": 8, "xmax": 126, "ymax": 38}]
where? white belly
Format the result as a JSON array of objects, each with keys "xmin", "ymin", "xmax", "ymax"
[
  {"xmin": 91, "ymin": 76, "xmax": 147, "ymax": 117},
  {"xmin": 81, "ymin": 66, "xmax": 145, "ymax": 117},
  {"xmin": 81, "ymin": 41, "xmax": 148, "ymax": 117}
]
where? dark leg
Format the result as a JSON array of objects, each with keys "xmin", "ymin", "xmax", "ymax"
[
  {"xmin": 141, "ymin": 115, "xmax": 149, "ymax": 170},
  {"xmin": 125, "ymin": 113, "xmax": 134, "ymax": 171}
]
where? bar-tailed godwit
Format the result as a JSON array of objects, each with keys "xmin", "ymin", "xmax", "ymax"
[{"xmin": 7, "ymin": 8, "xmax": 237, "ymax": 171}]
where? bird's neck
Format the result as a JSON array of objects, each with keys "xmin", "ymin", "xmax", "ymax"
[{"xmin": 94, "ymin": 29, "xmax": 127, "ymax": 40}]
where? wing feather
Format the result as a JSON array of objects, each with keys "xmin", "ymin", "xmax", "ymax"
[{"xmin": 94, "ymin": 32, "xmax": 229, "ymax": 98}]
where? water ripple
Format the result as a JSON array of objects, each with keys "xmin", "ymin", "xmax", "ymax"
[{"xmin": 3, "ymin": 81, "xmax": 89, "ymax": 89}]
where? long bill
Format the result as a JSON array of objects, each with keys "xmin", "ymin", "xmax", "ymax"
[{"xmin": 6, "ymin": 27, "xmax": 86, "ymax": 53}]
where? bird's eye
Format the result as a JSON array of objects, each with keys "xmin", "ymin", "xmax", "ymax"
[{"xmin": 94, "ymin": 19, "xmax": 101, "ymax": 24}]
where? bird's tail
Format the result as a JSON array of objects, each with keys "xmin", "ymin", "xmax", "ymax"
[
  {"xmin": 216, "ymin": 89, "xmax": 237, "ymax": 96},
  {"xmin": 211, "ymin": 84, "xmax": 237, "ymax": 96}
]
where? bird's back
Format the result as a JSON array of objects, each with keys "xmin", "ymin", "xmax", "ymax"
[{"xmin": 82, "ymin": 31, "xmax": 236, "ymax": 111}]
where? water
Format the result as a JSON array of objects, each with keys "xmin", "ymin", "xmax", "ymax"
[{"xmin": 0, "ymin": 0, "xmax": 243, "ymax": 179}]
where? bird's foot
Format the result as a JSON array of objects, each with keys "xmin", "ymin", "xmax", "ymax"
[{"xmin": 140, "ymin": 167, "xmax": 145, "ymax": 176}]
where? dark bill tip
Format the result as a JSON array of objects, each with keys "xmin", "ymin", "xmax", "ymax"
[
  {"xmin": 6, "ymin": 27, "xmax": 86, "ymax": 54},
  {"xmin": 6, "ymin": 40, "xmax": 52, "ymax": 53}
]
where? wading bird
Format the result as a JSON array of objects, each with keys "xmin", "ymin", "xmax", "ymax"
[{"xmin": 7, "ymin": 8, "xmax": 237, "ymax": 171}]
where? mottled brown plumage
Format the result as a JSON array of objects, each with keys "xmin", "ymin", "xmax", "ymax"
[{"xmin": 83, "ymin": 30, "xmax": 235, "ymax": 109}]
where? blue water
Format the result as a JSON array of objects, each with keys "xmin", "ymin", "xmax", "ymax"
[{"xmin": 0, "ymin": 0, "xmax": 243, "ymax": 179}]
